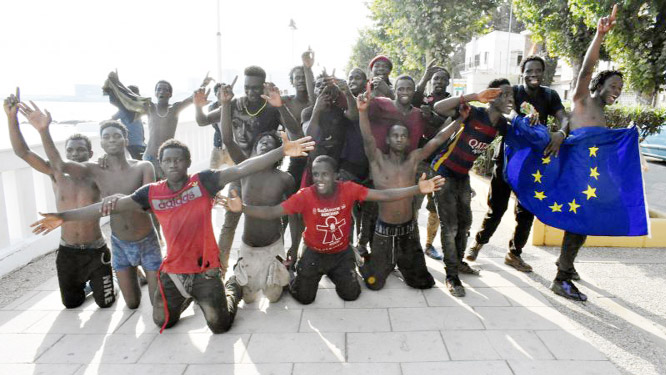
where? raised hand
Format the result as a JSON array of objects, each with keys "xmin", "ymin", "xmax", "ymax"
[
  {"xmin": 201, "ymin": 71, "xmax": 214, "ymax": 88},
  {"xmin": 476, "ymin": 88, "xmax": 502, "ymax": 103},
  {"xmin": 280, "ymin": 132, "xmax": 315, "ymax": 157},
  {"xmin": 356, "ymin": 84, "xmax": 372, "ymax": 112},
  {"xmin": 302, "ymin": 48, "xmax": 315, "ymax": 68},
  {"xmin": 30, "ymin": 212, "xmax": 64, "ymax": 235},
  {"xmin": 420, "ymin": 105, "xmax": 432, "ymax": 120},
  {"xmin": 98, "ymin": 154, "xmax": 109, "ymax": 169},
  {"xmin": 193, "ymin": 88, "xmax": 211, "ymax": 107},
  {"xmin": 218, "ymin": 76, "xmax": 238, "ymax": 104},
  {"xmin": 417, "ymin": 173, "xmax": 445, "ymax": 194},
  {"xmin": 3, "ymin": 87, "xmax": 20, "ymax": 117},
  {"xmin": 597, "ymin": 4, "xmax": 618, "ymax": 35},
  {"xmin": 423, "ymin": 60, "xmax": 439, "ymax": 81},
  {"xmin": 18, "ymin": 101, "xmax": 52, "ymax": 132},
  {"xmin": 261, "ymin": 82, "xmax": 283, "ymax": 107}
]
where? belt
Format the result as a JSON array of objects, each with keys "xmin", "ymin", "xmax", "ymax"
[
  {"xmin": 60, "ymin": 237, "xmax": 106, "ymax": 250},
  {"xmin": 374, "ymin": 220, "xmax": 415, "ymax": 237}
]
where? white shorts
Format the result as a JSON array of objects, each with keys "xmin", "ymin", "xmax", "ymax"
[{"xmin": 234, "ymin": 238, "xmax": 290, "ymax": 294}]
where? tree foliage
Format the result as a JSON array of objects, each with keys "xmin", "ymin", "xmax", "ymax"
[
  {"xmin": 347, "ymin": 0, "xmax": 500, "ymax": 77},
  {"xmin": 569, "ymin": 0, "xmax": 666, "ymax": 103}
]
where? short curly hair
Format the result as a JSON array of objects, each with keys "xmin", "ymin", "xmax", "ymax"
[
  {"xmin": 590, "ymin": 70, "xmax": 623, "ymax": 93},
  {"xmin": 66, "ymin": 134, "xmax": 92, "ymax": 152},
  {"xmin": 520, "ymin": 55, "xmax": 546, "ymax": 73},
  {"xmin": 99, "ymin": 120, "xmax": 128, "ymax": 139},
  {"xmin": 158, "ymin": 139, "xmax": 191, "ymax": 162},
  {"xmin": 244, "ymin": 65, "xmax": 267, "ymax": 81}
]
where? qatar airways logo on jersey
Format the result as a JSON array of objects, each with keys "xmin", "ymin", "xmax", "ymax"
[
  {"xmin": 468, "ymin": 138, "xmax": 491, "ymax": 155},
  {"xmin": 152, "ymin": 184, "xmax": 203, "ymax": 211}
]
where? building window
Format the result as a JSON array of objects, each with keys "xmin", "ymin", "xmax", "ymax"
[
  {"xmin": 484, "ymin": 52, "xmax": 488, "ymax": 65},
  {"xmin": 475, "ymin": 54, "xmax": 480, "ymax": 67},
  {"xmin": 516, "ymin": 53, "xmax": 523, "ymax": 66},
  {"xmin": 564, "ymin": 89, "xmax": 569, "ymax": 100}
]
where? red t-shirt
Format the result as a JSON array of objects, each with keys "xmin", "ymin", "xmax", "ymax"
[
  {"xmin": 281, "ymin": 181, "xmax": 369, "ymax": 253},
  {"xmin": 367, "ymin": 97, "xmax": 427, "ymax": 153},
  {"xmin": 133, "ymin": 173, "xmax": 220, "ymax": 274}
]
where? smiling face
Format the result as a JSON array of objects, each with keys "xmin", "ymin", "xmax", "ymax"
[
  {"xmin": 522, "ymin": 60, "xmax": 544, "ymax": 90},
  {"xmin": 311, "ymin": 160, "xmax": 338, "ymax": 197},
  {"xmin": 598, "ymin": 74, "xmax": 623, "ymax": 106},
  {"xmin": 394, "ymin": 78, "xmax": 415, "ymax": 106},
  {"xmin": 100, "ymin": 126, "xmax": 127, "ymax": 156},
  {"xmin": 291, "ymin": 68, "xmax": 306, "ymax": 92},
  {"xmin": 372, "ymin": 60, "xmax": 391, "ymax": 79},
  {"xmin": 490, "ymin": 84, "xmax": 515, "ymax": 115},
  {"xmin": 65, "ymin": 139, "xmax": 92, "ymax": 162},
  {"xmin": 244, "ymin": 76, "xmax": 265, "ymax": 104}
]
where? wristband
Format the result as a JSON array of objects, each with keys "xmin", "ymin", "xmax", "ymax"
[{"xmin": 557, "ymin": 129, "xmax": 567, "ymax": 138}]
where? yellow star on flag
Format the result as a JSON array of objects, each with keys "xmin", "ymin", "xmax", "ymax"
[
  {"xmin": 582, "ymin": 185, "xmax": 597, "ymax": 200},
  {"xmin": 541, "ymin": 156, "xmax": 551, "ymax": 165},
  {"xmin": 568, "ymin": 199, "xmax": 580, "ymax": 214},
  {"xmin": 589, "ymin": 146, "xmax": 599, "ymax": 157},
  {"xmin": 532, "ymin": 170, "xmax": 543, "ymax": 183},
  {"xmin": 549, "ymin": 202, "xmax": 563, "ymax": 212},
  {"xmin": 590, "ymin": 167, "xmax": 600, "ymax": 180},
  {"xmin": 534, "ymin": 191, "xmax": 547, "ymax": 201}
]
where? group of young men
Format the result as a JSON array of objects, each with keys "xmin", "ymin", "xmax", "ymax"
[{"xmin": 7, "ymin": 6, "xmax": 626, "ymax": 333}]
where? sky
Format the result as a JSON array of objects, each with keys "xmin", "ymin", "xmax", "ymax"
[{"xmin": 0, "ymin": 0, "xmax": 372, "ymax": 98}]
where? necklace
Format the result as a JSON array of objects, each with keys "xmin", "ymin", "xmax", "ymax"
[
  {"xmin": 155, "ymin": 105, "xmax": 170, "ymax": 118},
  {"xmin": 243, "ymin": 100, "xmax": 267, "ymax": 117}
]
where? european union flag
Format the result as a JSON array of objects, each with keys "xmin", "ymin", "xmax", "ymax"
[{"xmin": 504, "ymin": 116, "xmax": 649, "ymax": 236}]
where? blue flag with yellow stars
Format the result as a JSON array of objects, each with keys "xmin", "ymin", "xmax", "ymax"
[{"xmin": 504, "ymin": 116, "xmax": 649, "ymax": 236}]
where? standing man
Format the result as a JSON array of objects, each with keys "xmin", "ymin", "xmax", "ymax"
[
  {"xmin": 432, "ymin": 80, "xmax": 514, "ymax": 297},
  {"xmin": 107, "ymin": 85, "xmax": 146, "ymax": 160},
  {"xmin": 6, "ymin": 89, "xmax": 115, "ymax": 309},
  {"xmin": 224, "ymin": 155, "xmax": 444, "ymax": 304},
  {"xmin": 550, "ymin": 5, "xmax": 621, "ymax": 301},
  {"xmin": 466, "ymin": 55, "xmax": 569, "ymax": 273},
  {"xmin": 31, "ymin": 133, "xmax": 314, "ymax": 333}
]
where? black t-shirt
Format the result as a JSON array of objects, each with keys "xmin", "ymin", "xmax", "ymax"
[
  {"xmin": 230, "ymin": 98, "xmax": 282, "ymax": 143},
  {"xmin": 131, "ymin": 170, "xmax": 221, "ymax": 210},
  {"xmin": 303, "ymin": 106, "xmax": 351, "ymax": 162}
]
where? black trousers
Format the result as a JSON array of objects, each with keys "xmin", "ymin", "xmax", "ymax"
[
  {"xmin": 434, "ymin": 174, "xmax": 472, "ymax": 279},
  {"xmin": 555, "ymin": 231, "xmax": 587, "ymax": 281},
  {"xmin": 290, "ymin": 247, "xmax": 361, "ymax": 304},
  {"xmin": 359, "ymin": 221, "xmax": 434, "ymax": 290},
  {"xmin": 153, "ymin": 268, "xmax": 241, "ymax": 334},
  {"xmin": 56, "ymin": 245, "xmax": 115, "ymax": 309},
  {"xmin": 474, "ymin": 158, "xmax": 534, "ymax": 256}
]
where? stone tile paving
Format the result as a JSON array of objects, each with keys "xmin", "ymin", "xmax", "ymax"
[{"xmin": 0, "ymin": 175, "xmax": 633, "ymax": 374}]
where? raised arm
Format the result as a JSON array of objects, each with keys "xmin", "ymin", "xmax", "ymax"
[
  {"xmin": 302, "ymin": 49, "xmax": 316, "ymax": 105},
  {"xmin": 412, "ymin": 115, "xmax": 465, "ymax": 161},
  {"xmin": 573, "ymin": 4, "xmax": 617, "ymax": 103},
  {"xmin": 174, "ymin": 73, "xmax": 213, "ymax": 114},
  {"xmin": 366, "ymin": 174, "xmax": 444, "ymax": 201},
  {"xmin": 356, "ymin": 86, "xmax": 381, "ymax": 162},
  {"xmin": 5, "ymin": 89, "xmax": 52, "ymax": 175},
  {"xmin": 216, "ymin": 77, "xmax": 247, "ymax": 163},
  {"xmin": 17, "ymin": 101, "xmax": 90, "ymax": 178},
  {"xmin": 433, "ymin": 89, "xmax": 500, "ymax": 118},
  {"xmin": 213, "ymin": 132, "xmax": 314, "ymax": 188},
  {"xmin": 415, "ymin": 60, "xmax": 438, "ymax": 99},
  {"xmin": 263, "ymin": 83, "xmax": 303, "ymax": 138},
  {"xmin": 193, "ymin": 88, "xmax": 212, "ymax": 127},
  {"xmin": 31, "ymin": 195, "xmax": 144, "ymax": 235},
  {"xmin": 334, "ymin": 78, "xmax": 358, "ymax": 121}
]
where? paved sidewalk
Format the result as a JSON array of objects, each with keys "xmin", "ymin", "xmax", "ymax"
[{"xmin": 1, "ymin": 174, "xmax": 664, "ymax": 375}]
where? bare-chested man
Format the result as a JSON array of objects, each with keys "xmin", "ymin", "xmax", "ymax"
[
  {"xmin": 217, "ymin": 79, "xmax": 297, "ymax": 303},
  {"xmin": 22, "ymin": 103, "xmax": 160, "ymax": 309},
  {"xmin": 356, "ymin": 83, "xmax": 461, "ymax": 290},
  {"xmin": 194, "ymin": 66, "xmax": 301, "ymax": 277},
  {"xmin": 108, "ymin": 71, "xmax": 211, "ymax": 179},
  {"xmin": 282, "ymin": 49, "xmax": 316, "ymax": 124},
  {"xmin": 550, "ymin": 5, "xmax": 622, "ymax": 301},
  {"xmin": 5, "ymin": 89, "xmax": 115, "ymax": 309}
]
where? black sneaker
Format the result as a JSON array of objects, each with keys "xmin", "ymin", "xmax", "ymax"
[
  {"xmin": 550, "ymin": 279, "xmax": 587, "ymax": 301},
  {"xmin": 446, "ymin": 277, "xmax": 465, "ymax": 297},
  {"xmin": 459, "ymin": 261, "xmax": 480, "ymax": 275},
  {"xmin": 465, "ymin": 242, "xmax": 483, "ymax": 261}
]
